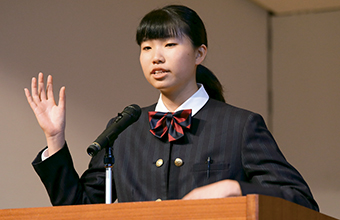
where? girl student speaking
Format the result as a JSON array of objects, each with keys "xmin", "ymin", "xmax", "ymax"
[{"xmin": 25, "ymin": 5, "xmax": 318, "ymax": 211}]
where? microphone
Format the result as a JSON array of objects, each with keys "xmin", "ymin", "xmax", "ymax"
[{"xmin": 87, "ymin": 104, "xmax": 141, "ymax": 157}]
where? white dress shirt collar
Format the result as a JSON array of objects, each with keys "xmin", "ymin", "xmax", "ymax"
[{"xmin": 154, "ymin": 84, "xmax": 209, "ymax": 116}]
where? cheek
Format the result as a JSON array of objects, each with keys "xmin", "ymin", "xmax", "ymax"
[
  {"xmin": 139, "ymin": 53, "xmax": 144, "ymax": 67},
  {"xmin": 177, "ymin": 53, "xmax": 196, "ymax": 70},
  {"xmin": 139, "ymin": 56, "xmax": 148, "ymax": 74},
  {"xmin": 141, "ymin": 65, "xmax": 149, "ymax": 80}
]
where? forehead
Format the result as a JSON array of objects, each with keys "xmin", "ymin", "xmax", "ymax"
[
  {"xmin": 139, "ymin": 27, "xmax": 184, "ymax": 42},
  {"xmin": 136, "ymin": 10, "xmax": 189, "ymax": 46},
  {"xmin": 140, "ymin": 35, "xmax": 193, "ymax": 46}
]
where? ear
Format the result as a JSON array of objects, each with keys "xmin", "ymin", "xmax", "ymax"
[{"xmin": 195, "ymin": 44, "xmax": 207, "ymax": 65}]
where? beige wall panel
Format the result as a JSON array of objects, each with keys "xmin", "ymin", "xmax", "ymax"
[{"xmin": 272, "ymin": 11, "xmax": 340, "ymax": 219}]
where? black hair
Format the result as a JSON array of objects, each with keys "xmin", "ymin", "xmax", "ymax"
[
  {"xmin": 196, "ymin": 64, "xmax": 225, "ymax": 102},
  {"xmin": 136, "ymin": 5, "xmax": 225, "ymax": 102},
  {"xmin": 136, "ymin": 5, "xmax": 207, "ymax": 47}
]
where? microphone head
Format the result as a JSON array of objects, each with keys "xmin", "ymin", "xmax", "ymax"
[
  {"xmin": 87, "ymin": 142, "xmax": 101, "ymax": 157},
  {"xmin": 87, "ymin": 104, "xmax": 141, "ymax": 157},
  {"xmin": 123, "ymin": 104, "xmax": 142, "ymax": 122}
]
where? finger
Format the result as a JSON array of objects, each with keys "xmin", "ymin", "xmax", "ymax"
[
  {"xmin": 38, "ymin": 72, "xmax": 47, "ymax": 100},
  {"xmin": 24, "ymin": 88, "xmax": 37, "ymax": 110},
  {"xmin": 31, "ymin": 76, "xmax": 40, "ymax": 103},
  {"xmin": 58, "ymin": 86, "xmax": 66, "ymax": 110},
  {"xmin": 46, "ymin": 75, "xmax": 55, "ymax": 102},
  {"xmin": 182, "ymin": 193, "xmax": 195, "ymax": 200},
  {"xmin": 182, "ymin": 190, "xmax": 196, "ymax": 200}
]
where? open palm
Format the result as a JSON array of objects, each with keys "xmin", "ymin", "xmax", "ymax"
[{"xmin": 24, "ymin": 73, "xmax": 66, "ymax": 155}]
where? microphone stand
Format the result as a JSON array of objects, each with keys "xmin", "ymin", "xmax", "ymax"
[{"xmin": 104, "ymin": 144, "xmax": 114, "ymax": 204}]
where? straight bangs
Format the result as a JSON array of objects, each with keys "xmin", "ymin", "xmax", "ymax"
[{"xmin": 136, "ymin": 10, "xmax": 188, "ymax": 45}]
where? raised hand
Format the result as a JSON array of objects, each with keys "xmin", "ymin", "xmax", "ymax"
[{"xmin": 24, "ymin": 72, "xmax": 66, "ymax": 156}]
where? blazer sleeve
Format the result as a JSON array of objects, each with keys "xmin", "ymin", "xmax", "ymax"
[
  {"xmin": 237, "ymin": 113, "xmax": 319, "ymax": 211},
  {"xmin": 32, "ymin": 143, "xmax": 112, "ymax": 205}
]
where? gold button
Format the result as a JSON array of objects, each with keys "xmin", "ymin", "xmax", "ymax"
[
  {"xmin": 155, "ymin": 198, "xmax": 162, "ymax": 202},
  {"xmin": 174, "ymin": 158, "xmax": 183, "ymax": 167},
  {"xmin": 156, "ymin": 159, "xmax": 163, "ymax": 167}
]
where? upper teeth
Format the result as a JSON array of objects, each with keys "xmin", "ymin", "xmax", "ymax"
[{"xmin": 155, "ymin": 70, "xmax": 166, "ymax": 74}]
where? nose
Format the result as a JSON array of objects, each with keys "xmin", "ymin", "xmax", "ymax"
[{"xmin": 152, "ymin": 49, "xmax": 165, "ymax": 64}]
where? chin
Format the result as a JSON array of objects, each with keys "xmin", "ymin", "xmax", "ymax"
[{"xmin": 149, "ymin": 82, "xmax": 171, "ymax": 91}]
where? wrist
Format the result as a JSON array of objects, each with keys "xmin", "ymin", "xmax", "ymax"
[{"xmin": 45, "ymin": 133, "xmax": 65, "ymax": 156}]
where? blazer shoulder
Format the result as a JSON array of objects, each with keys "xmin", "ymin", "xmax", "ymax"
[
  {"xmin": 206, "ymin": 98, "xmax": 257, "ymax": 118},
  {"xmin": 141, "ymin": 103, "xmax": 157, "ymax": 112}
]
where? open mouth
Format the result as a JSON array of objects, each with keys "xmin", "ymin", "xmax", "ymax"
[{"xmin": 153, "ymin": 70, "xmax": 169, "ymax": 74}]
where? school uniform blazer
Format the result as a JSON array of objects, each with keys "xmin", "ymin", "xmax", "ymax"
[{"xmin": 32, "ymin": 98, "xmax": 319, "ymax": 211}]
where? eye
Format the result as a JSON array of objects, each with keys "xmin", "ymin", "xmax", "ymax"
[
  {"xmin": 165, "ymin": 43, "xmax": 177, "ymax": 47},
  {"xmin": 142, "ymin": 46, "xmax": 151, "ymax": 51}
]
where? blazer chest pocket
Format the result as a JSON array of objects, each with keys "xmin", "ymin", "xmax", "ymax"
[{"xmin": 192, "ymin": 162, "xmax": 230, "ymax": 187}]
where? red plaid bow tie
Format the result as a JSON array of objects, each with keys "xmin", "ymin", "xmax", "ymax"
[{"xmin": 148, "ymin": 109, "xmax": 192, "ymax": 142}]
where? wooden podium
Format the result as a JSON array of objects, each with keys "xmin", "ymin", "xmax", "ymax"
[{"xmin": 0, "ymin": 194, "xmax": 337, "ymax": 220}]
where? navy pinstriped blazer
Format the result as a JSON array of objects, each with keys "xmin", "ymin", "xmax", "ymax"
[{"xmin": 32, "ymin": 99, "xmax": 319, "ymax": 211}]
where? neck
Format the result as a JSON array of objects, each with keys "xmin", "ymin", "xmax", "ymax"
[{"xmin": 161, "ymin": 83, "xmax": 199, "ymax": 112}]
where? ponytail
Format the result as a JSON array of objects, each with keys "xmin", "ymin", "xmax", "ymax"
[{"xmin": 196, "ymin": 64, "xmax": 225, "ymax": 103}]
